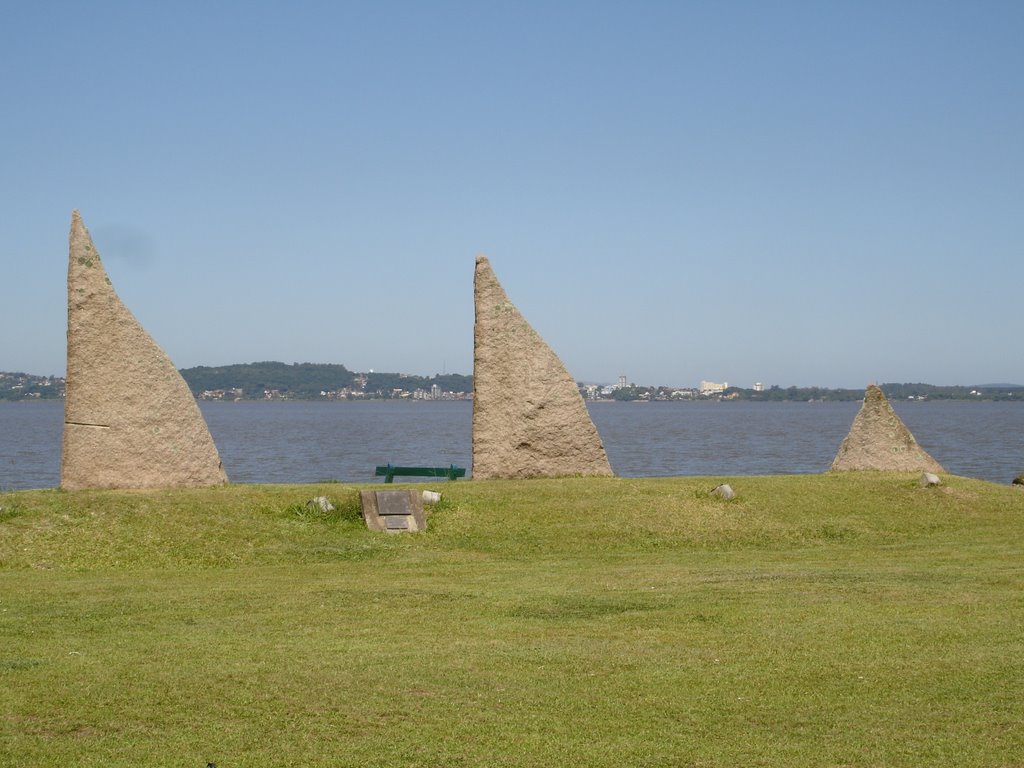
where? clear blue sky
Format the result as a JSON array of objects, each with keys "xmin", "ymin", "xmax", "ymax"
[{"xmin": 3, "ymin": 1, "xmax": 1022, "ymax": 388}]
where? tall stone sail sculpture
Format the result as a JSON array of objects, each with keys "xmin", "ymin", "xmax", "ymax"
[
  {"xmin": 472, "ymin": 255, "xmax": 613, "ymax": 479},
  {"xmin": 61, "ymin": 211, "xmax": 227, "ymax": 490},
  {"xmin": 831, "ymin": 384, "xmax": 944, "ymax": 472}
]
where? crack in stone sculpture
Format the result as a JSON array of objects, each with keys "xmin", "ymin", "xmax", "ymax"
[
  {"xmin": 61, "ymin": 211, "xmax": 228, "ymax": 490},
  {"xmin": 831, "ymin": 384, "xmax": 944, "ymax": 473},
  {"xmin": 472, "ymin": 255, "xmax": 613, "ymax": 479}
]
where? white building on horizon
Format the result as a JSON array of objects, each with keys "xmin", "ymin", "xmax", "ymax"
[{"xmin": 699, "ymin": 380, "xmax": 728, "ymax": 395}]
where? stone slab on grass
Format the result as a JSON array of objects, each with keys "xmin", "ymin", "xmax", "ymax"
[{"xmin": 360, "ymin": 489, "xmax": 426, "ymax": 533}]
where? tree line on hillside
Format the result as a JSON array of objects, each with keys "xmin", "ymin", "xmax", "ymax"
[
  {"xmin": 0, "ymin": 372, "xmax": 64, "ymax": 401},
  {"xmin": 180, "ymin": 362, "xmax": 352, "ymax": 398},
  {"xmin": 2, "ymin": 366, "xmax": 1020, "ymax": 402},
  {"xmin": 361, "ymin": 371, "xmax": 473, "ymax": 395},
  {"xmin": 178, "ymin": 361, "xmax": 472, "ymax": 399},
  {"xmin": 605, "ymin": 383, "xmax": 1022, "ymax": 402},
  {"xmin": 749, "ymin": 386, "xmax": 875, "ymax": 402},
  {"xmin": 606, "ymin": 385, "xmax": 866, "ymax": 402},
  {"xmin": 871, "ymin": 383, "xmax": 1021, "ymax": 401}
]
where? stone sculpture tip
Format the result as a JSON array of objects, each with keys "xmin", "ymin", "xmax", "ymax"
[
  {"xmin": 68, "ymin": 211, "xmax": 97, "ymax": 270},
  {"xmin": 70, "ymin": 209, "xmax": 85, "ymax": 235},
  {"xmin": 475, "ymin": 254, "xmax": 490, "ymax": 267}
]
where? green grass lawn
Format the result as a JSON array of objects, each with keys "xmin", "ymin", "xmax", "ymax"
[{"xmin": 1, "ymin": 474, "xmax": 1022, "ymax": 767}]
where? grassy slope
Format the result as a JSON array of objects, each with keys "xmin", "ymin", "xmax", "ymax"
[{"xmin": 1, "ymin": 474, "xmax": 1022, "ymax": 767}]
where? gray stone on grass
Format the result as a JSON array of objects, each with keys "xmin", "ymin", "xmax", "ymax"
[
  {"xmin": 831, "ymin": 384, "xmax": 944, "ymax": 473},
  {"xmin": 307, "ymin": 496, "xmax": 334, "ymax": 512},
  {"xmin": 710, "ymin": 484, "xmax": 735, "ymax": 500},
  {"xmin": 919, "ymin": 473, "xmax": 942, "ymax": 487},
  {"xmin": 61, "ymin": 211, "xmax": 227, "ymax": 490},
  {"xmin": 472, "ymin": 255, "xmax": 613, "ymax": 480}
]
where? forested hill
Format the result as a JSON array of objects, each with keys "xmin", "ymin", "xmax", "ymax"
[
  {"xmin": 178, "ymin": 361, "xmax": 472, "ymax": 400},
  {"xmin": 601, "ymin": 382, "xmax": 1023, "ymax": 402},
  {"xmin": 0, "ymin": 371, "xmax": 64, "ymax": 400},
  {"xmin": 735, "ymin": 382, "xmax": 1022, "ymax": 402}
]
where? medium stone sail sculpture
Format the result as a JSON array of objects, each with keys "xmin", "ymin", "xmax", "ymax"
[
  {"xmin": 61, "ymin": 211, "xmax": 227, "ymax": 490},
  {"xmin": 831, "ymin": 384, "xmax": 944, "ymax": 472},
  {"xmin": 472, "ymin": 255, "xmax": 613, "ymax": 479}
]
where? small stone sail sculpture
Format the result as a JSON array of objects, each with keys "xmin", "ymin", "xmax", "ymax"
[
  {"xmin": 831, "ymin": 384, "xmax": 944, "ymax": 473},
  {"xmin": 472, "ymin": 255, "xmax": 613, "ymax": 479},
  {"xmin": 61, "ymin": 211, "xmax": 228, "ymax": 489}
]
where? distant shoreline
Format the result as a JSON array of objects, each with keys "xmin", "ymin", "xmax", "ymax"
[
  {"xmin": 3, "ymin": 365, "xmax": 1022, "ymax": 403},
  {"xmin": 4, "ymin": 397, "xmax": 1023, "ymax": 406}
]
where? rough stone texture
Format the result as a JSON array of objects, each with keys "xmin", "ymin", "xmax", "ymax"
[
  {"xmin": 919, "ymin": 472, "xmax": 942, "ymax": 487},
  {"xmin": 710, "ymin": 483, "xmax": 735, "ymax": 500},
  {"xmin": 831, "ymin": 384, "xmax": 944, "ymax": 473},
  {"xmin": 472, "ymin": 256, "xmax": 613, "ymax": 479},
  {"xmin": 61, "ymin": 211, "xmax": 227, "ymax": 490},
  {"xmin": 307, "ymin": 496, "xmax": 335, "ymax": 512}
]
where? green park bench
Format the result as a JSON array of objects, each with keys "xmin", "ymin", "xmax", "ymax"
[{"xmin": 374, "ymin": 464, "xmax": 467, "ymax": 483}]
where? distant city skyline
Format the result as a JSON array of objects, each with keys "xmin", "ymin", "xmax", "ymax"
[{"xmin": 3, "ymin": 3, "xmax": 1022, "ymax": 389}]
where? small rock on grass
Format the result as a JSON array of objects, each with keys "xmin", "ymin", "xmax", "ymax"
[
  {"xmin": 422, "ymin": 490, "xmax": 441, "ymax": 504},
  {"xmin": 307, "ymin": 496, "xmax": 334, "ymax": 512},
  {"xmin": 710, "ymin": 484, "xmax": 735, "ymax": 500},
  {"xmin": 919, "ymin": 473, "xmax": 942, "ymax": 487}
]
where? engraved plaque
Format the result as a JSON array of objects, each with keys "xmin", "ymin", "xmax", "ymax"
[
  {"xmin": 378, "ymin": 491, "xmax": 413, "ymax": 517},
  {"xmin": 359, "ymin": 489, "xmax": 426, "ymax": 533}
]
